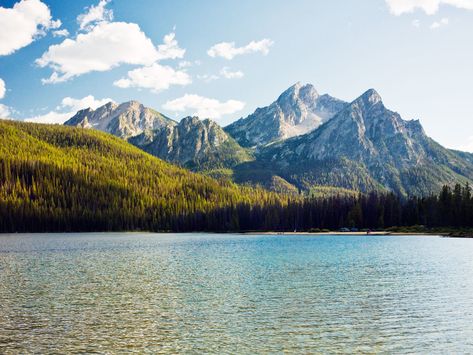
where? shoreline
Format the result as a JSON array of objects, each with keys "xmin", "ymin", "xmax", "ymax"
[
  {"xmin": 1, "ymin": 231, "xmax": 472, "ymax": 238},
  {"xmin": 242, "ymin": 231, "xmax": 473, "ymax": 238},
  {"xmin": 243, "ymin": 231, "xmax": 434, "ymax": 236}
]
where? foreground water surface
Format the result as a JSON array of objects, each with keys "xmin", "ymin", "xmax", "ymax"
[{"xmin": 0, "ymin": 233, "xmax": 472, "ymax": 354}]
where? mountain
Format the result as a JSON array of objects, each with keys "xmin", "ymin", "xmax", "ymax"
[
  {"xmin": 65, "ymin": 100, "xmax": 175, "ymax": 139},
  {"xmin": 234, "ymin": 89, "xmax": 473, "ymax": 196},
  {"xmin": 0, "ymin": 119, "xmax": 280, "ymax": 232},
  {"xmin": 65, "ymin": 101, "xmax": 251, "ymax": 172},
  {"xmin": 3, "ymin": 120, "xmax": 473, "ymax": 233},
  {"xmin": 225, "ymin": 82, "xmax": 347, "ymax": 147},
  {"xmin": 129, "ymin": 116, "xmax": 252, "ymax": 171},
  {"xmin": 60, "ymin": 87, "xmax": 473, "ymax": 197}
]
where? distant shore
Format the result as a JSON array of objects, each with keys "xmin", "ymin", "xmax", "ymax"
[
  {"xmin": 244, "ymin": 231, "xmax": 428, "ymax": 236},
  {"xmin": 242, "ymin": 231, "xmax": 473, "ymax": 238}
]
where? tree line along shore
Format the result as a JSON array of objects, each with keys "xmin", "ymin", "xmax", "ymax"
[{"xmin": 2, "ymin": 120, "xmax": 473, "ymax": 235}]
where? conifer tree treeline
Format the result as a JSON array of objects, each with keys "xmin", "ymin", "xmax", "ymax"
[{"xmin": 1, "ymin": 120, "xmax": 473, "ymax": 233}]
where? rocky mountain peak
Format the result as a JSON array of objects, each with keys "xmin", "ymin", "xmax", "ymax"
[
  {"xmin": 118, "ymin": 100, "xmax": 143, "ymax": 111},
  {"xmin": 129, "ymin": 115, "xmax": 252, "ymax": 170},
  {"xmin": 65, "ymin": 100, "xmax": 174, "ymax": 139},
  {"xmin": 277, "ymin": 82, "xmax": 319, "ymax": 105},
  {"xmin": 248, "ymin": 87, "xmax": 461, "ymax": 196},
  {"xmin": 181, "ymin": 116, "xmax": 201, "ymax": 126},
  {"xmin": 225, "ymin": 83, "xmax": 346, "ymax": 147},
  {"xmin": 358, "ymin": 88, "xmax": 383, "ymax": 106}
]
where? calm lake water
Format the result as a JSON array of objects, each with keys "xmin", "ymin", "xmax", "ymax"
[{"xmin": 0, "ymin": 233, "xmax": 472, "ymax": 354}]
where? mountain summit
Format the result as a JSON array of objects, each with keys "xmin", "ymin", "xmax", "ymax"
[
  {"xmin": 65, "ymin": 100, "xmax": 175, "ymax": 139},
  {"xmin": 225, "ymin": 82, "xmax": 347, "ymax": 147},
  {"xmin": 65, "ymin": 101, "xmax": 251, "ymax": 172},
  {"xmin": 129, "ymin": 116, "xmax": 252, "ymax": 171},
  {"xmin": 236, "ymin": 89, "xmax": 473, "ymax": 196},
  {"xmin": 62, "ymin": 86, "xmax": 473, "ymax": 196}
]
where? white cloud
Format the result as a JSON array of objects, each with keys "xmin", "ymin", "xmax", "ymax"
[
  {"xmin": 77, "ymin": 0, "xmax": 113, "ymax": 31},
  {"xmin": 58, "ymin": 95, "xmax": 112, "ymax": 112},
  {"xmin": 430, "ymin": 17, "xmax": 449, "ymax": 28},
  {"xmin": 0, "ymin": 0, "xmax": 61, "ymax": 56},
  {"xmin": 0, "ymin": 78, "xmax": 5, "ymax": 99},
  {"xmin": 24, "ymin": 95, "xmax": 113, "ymax": 124},
  {"xmin": 114, "ymin": 63, "xmax": 191, "ymax": 93},
  {"xmin": 156, "ymin": 32, "xmax": 186, "ymax": 61},
  {"xmin": 386, "ymin": 0, "xmax": 473, "ymax": 15},
  {"xmin": 37, "ymin": 26, "xmax": 185, "ymax": 84},
  {"xmin": 207, "ymin": 39, "xmax": 274, "ymax": 60},
  {"xmin": 0, "ymin": 104, "xmax": 11, "ymax": 118},
  {"xmin": 412, "ymin": 19, "xmax": 421, "ymax": 27},
  {"xmin": 197, "ymin": 67, "xmax": 244, "ymax": 82},
  {"xmin": 197, "ymin": 74, "xmax": 219, "ymax": 82},
  {"xmin": 178, "ymin": 60, "xmax": 192, "ymax": 68},
  {"xmin": 220, "ymin": 67, "xmax": 244, "ymax": 79},
  {"xmin": 24, "ymin": 110, "xmax": 71, "ymax": 124},
  {"xmin": 36, "ymin": 22, "xmax": 161, "ymax": 83},
  {"xmin": 112, "ymin": 31, "xmax": 187, "ymax": 93},
  {"xmin": 52, "ymin": 29, "xmax": 69, "ymax": 37},
  {"xmin": 163, "ymin": 94, "xmax": 245, "ymax": 119}
]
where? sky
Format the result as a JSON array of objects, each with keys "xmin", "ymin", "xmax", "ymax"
[{"xmin": 0, "ymin": 0, "xmax": 472, "ymax": 151}]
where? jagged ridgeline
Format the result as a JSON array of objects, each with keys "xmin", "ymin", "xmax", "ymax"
[
  {"xmin": 65, "ymin": 101, "xmax": 253, "ymax": 173},
  {"xmin": 0, "ymin": 120, "xmax": 284, "ymax": 232},
  {"xmin": 62, "ymin": 84, "xmax": 473, "ymax": 196},
  {"xmin": 242, "ymin": 89, "xmax": 473, "ymax": 196}
]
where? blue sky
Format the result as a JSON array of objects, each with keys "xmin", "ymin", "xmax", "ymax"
[{"xmin": 1, "ymin": 0, "xmax": 472, "ymax": 150}]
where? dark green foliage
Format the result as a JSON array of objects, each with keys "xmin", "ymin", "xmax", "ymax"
[
  {"xmin": 2, "ymin": 120, "xmax": 473, "ymax": 233},
  {"xmin": 0, "ymin": 120, "xmax": 282, "ymax": 232}
]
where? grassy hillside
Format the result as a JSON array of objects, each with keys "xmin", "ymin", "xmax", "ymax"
[{"xmin": 0, "ymin": 120, "xmax": 284, "ymax": 232}]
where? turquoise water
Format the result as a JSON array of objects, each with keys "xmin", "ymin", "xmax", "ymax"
[{"xmin": 0, "ymin": 233, "xmax": 472, "ymax": 354}]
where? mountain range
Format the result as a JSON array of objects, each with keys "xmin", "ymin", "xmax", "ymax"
[
  {"xmin": 63, "ymin": 83, "xmax": 473, "ymax": 196},
  {"xmin": 65, "ymin": 101, "xmax": 251, "ymax": 172}
]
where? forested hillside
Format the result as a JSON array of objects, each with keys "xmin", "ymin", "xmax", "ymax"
[
  {"xmin": 2, "ymin": 120, "xmax": 473, "ymax": 233},
  {"xmin": 0, "ymin": 120, "xmax": 284, "ymax": 232}
]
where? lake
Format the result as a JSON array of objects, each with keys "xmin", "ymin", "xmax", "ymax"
[{"xmin": 0, "ymin": 233, "xmax": 472, "ymax": 353}]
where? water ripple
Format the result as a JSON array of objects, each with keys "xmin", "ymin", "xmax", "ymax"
[{"xmin": 1, "ymin": 233, "xmax": 473, "ymax": 354}]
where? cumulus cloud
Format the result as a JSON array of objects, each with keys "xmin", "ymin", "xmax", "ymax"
[
  {"xmin": 24, "ymin": 95, "xmax": 113, "ymax": 124},
  {"xmin": 207, "ymin": 39, "xmax": 274, "ymax": 60},
  {"xmin": 37, "ymin": 23, "xmax": 186, "ymax": 84},
  {"xmin": 112, "ymin": 31, "xmax": 187, "ymax": 92},
  {"xmin": 0, "ymin": 78, "xmax": 5, "ymax": 99},
  {"xmin": 220, "ymin": 67, "xmax": 244, "ymax": 79},
  {"xmin": 0, "ymin": 0, "xmax": 61, "ymax": 56},
  {"xmin": 36, "ymin": 22, "xmax": 161, "ymax": 83},
  {"xmin": 77, "ymin": 0, "xmax": 113, "ymax": 31},
  {"xmin": 386, "ymin": 0, "xmax": 473, "ymax": 15},
  {"xmin": 52, "ymin": 29, "xmax": 69, "ymax": 37},
  {"xmin": 59, "ymin": 95, "xmax": 113, "ymax": 112},
  {"xmin": 430, "ymin": 17, "xmax": 449, "ymax": 28},
  {"xmin": 0, "ymin": 104, "xmax": 11, "ymax": 118},
  {"xmin": 163, "ymin": 94, "xmax": 245, "ymax": 119},
  {"xmin": 114, "ymin": 63, "xmax": 191, "ymax": 93},
  {"xmin": 156, "ymin": 32, "xmax": 186, "ymax": 61}
]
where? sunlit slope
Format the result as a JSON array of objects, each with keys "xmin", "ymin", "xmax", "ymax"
[{"xmin": 0, "ymin": 120, "xmax": 280, "ymax": 232}]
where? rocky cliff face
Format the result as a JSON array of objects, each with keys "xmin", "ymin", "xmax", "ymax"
[
  {"xmin": 130, "ymin": 116, "xmax": 252, "ymax": 170},
  {"xmin": 225, "ymin": 82, "xmax": 346, "ymax": 147},
  {"xmin": 236, "ymin": 89, "xmax": 473, "ymax": 196},
  {"xmin": 63, "ymin": 88, "xmax": 473, "ymax": 197},
  {"xmin": 65, "ymin": 101, "xmax": 175, "ymax": 139},
  {"xmin": 65, "ymin": 101, "xmax": 251, "ymax": 171}
]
